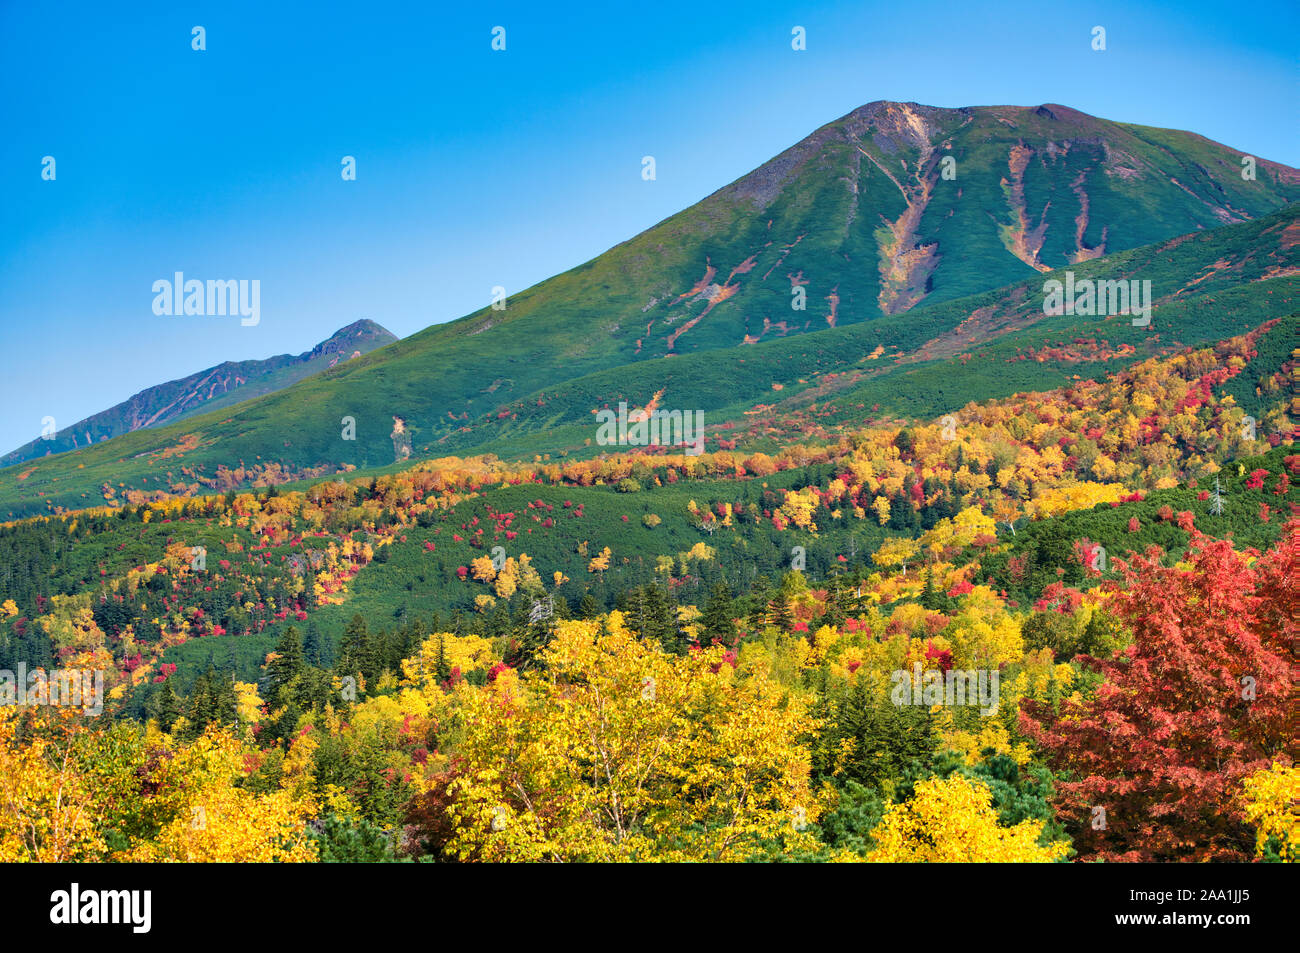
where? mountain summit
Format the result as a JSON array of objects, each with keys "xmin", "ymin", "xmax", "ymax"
[
  {"xmin": 436, "ymin": 100, "xmax": 1296, "ymax": 359},
  {"xmin": 696, "ymin": 99, "xmax": 1298, "ymax": 323}
]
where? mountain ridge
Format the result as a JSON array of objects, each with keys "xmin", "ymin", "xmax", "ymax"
[{"xmin": 3, "ymin": 319, "xmax": 397, "ymax": 466}]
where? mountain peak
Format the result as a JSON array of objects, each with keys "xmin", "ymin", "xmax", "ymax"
[
  {"xmin": 309, "ymin": 320, "xmax": 397, "ymax": 359},
  {"xmin": 328, "ymin": 318, "xmax": 394, "ymax": 340}
]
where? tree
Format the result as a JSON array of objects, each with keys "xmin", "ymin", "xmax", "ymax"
[
  {"xmin": 130, "ymin": 729, "xmax": 317, "ymax": 862},
  {"xmin": 434, "ymin": 633, "xmax": 452, "ymax": 682},
  {"xmin": 699, "ymin": 582, "xmax": 736, "ymax": 646},
  {"xmin": 818, "ymin": 573, "xmax": 849, "ymax": 629},
  {"xmin": 445, "ymin": 612, "xmax": 818, "ymax": 861},
  {"xmin": 865, "ymin": 775, "xmax": 1069, "ymax": 862},
  {"xmin": 747, "ymin": 575, "xmax": 772, "ymax": 630},
  {"xmin": 303, "ymin": 620, "xmax": 327, "ymax": 667},
  {"xmin": 266, "ymin": 626, "xmax": 304, "ymax": 712},
  {"xmin": 991, "ymin": 496, "xmax": 1022, "ymax": 536},
  {"xmin": 872, "ymin": 537, "xmax": 919, "ymax": 575},
  {"xmin": 312, "ymin": 813, "xmax": 399, "ymax": 863},
  {"xmin": 812, "ymin": 676, "xmax": 935, "ymax": 790},
  {"xmin": 1021, "ymin": 525, "xmax": 1295, "ymax": 861},
  {"xmin": 150, "ymin": 679, "xmax": 182, "ymax": 732},
  {"xmin": 872, "ymin": 496, "xmax": 891, "ymax": 526},
  {"xmin": 588, "ymin": 546, "xmax": 612, "ymax": 578},
  {"xmin": 1240, "ymin": 762, "xmax": 1299, "ymax": 862},
  {"xmin": 0, "ymin": 709, "xmax": 103, "ymax": 861},
  {"xmin": 768, "ymin": 589, "xmax": 794, "ymax": 633},
  {"xmin": 338, "ymin": 614, "xmax": 377, "ymax": 689},
  {"xmin": 628, "ymin": 584, "xmax": 678, "ymax": 652},
  {"xmin": 183, "ymin": 666, "xmax": 237, "ymax": 739},
  {"xmin": 919, "ymin": 568, "xmax": 944, "ymax": 611},
  {"xmin": 779, "ymin": 487, "xmax": 820, "ymax": 531}
]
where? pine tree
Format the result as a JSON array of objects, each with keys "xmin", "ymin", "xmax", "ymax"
[
  {"xmin": 748, "ymin": 575, "xmax": 772, "ymax": 630},
  {"xmin": 814, "ymin": 677, "xmax": 936, "ymax": 789},
  {"xmin": 516, "ymin": 615, "xmax": 554, "ymax": 670},
  {"xmin": 700, "ymin": 582, "xmax": 737, "ymax": 646},
  {"xmin": 337, "ymin": 614, "xmax": 373, "ymax": 688},
  {"xmin": 183, "ymin": 670, "xmax": 215, "ymax": 739},
  {"xmin": 212, "ymin": 668, "xmax": 238, "ymax": 727},
  {"xmin": 150, "ymin": 678, "xmax": 182, "ymax": 732},
  {"xmin": 402, "ymin": 617, "xmax": 427, "ymax": 663},
  {"xmin": 313, "ymin": 814, "xmax": 398, "ymax": 863},
  {"xmin": 303, "ymin": 619, "xmax": 326, "ymax": 667},
  {"xmin": 435, "ymin": 633, "xmax": 451, "ymax": 682},
  {"xmin": 624, "ymin": 584, "xmax": 678, "ymax": 651},
  {"xmin": 768, "ymin": 589, "xmax": 794, "ymax": 632},
  {"xmin": 267, "ymin": 625, "xmax": 305, "ymax": 711},
  {"xmin": 920, "ymin": 567, "xmax": 944, "ymax": 611},
  {"xmin": 627, "ymin": 585, "xmax": 649, "ymax": 637},
  {"xmin": 819, "ymin": 573, "xmax": 849, "ymax": 628},
  {"xmin": 643, "ymin": 584, "xmax": 678, "ymax": 651}
]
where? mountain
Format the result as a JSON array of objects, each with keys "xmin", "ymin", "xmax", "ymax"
[
  {"xmin": 1, "ymin": 102, "xmax": 1296, "ymax": 517},
  {"xmin": 440, "ymin": 205, "xmax": 1300, "ymax": 455},
  {"xmin": 2, "ymin": 319, "xmax": 397, "ymax": 466}
]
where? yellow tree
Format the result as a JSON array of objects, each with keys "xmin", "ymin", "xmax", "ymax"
[
  {"xmin": 780, "ymin": 487, "xmax": 820, "ymax": 531},
  {"xmin": 587, "ymin": 546, "xmax": 612, "ymax": 577},
  {"xmin": 944, "ymin": 586, "xmax": 1024, "ymax": 669},
  {"xmin": 446, "ymin": 612, "xmax": 818, "ymax": 861},
  {"xmin": 129, "ymin": 729, "xmax": 318, "ymax": 862},
  {"xmin": 493, "ymin": 560, "xmax": 519, "ymax": 598},
  {"xmin": 1241, "ymin": 762, "xmax": 1298, "ymax": 862},
  {"xmin": 872, "ymin": 537, "xmax": 919, "ymax": 575},
  {"xmin": 990, "ymin": 495, "xmax": 1022, "ymax": 536},
  {"xmin": 0, "ymin": 709, "xmax": 103, "ymax": 862},
  {"xmin": 872, "ymin": 496, "xmax": 891, "ymax": 526},
  {"xmin": 470, "ymin": 555, "xmax": 497, "ymax": 583},
  {"xmin": 233, "ymin": 681, "xmax": 264, "ymax": 725},
  {"xmin": 866, "ymin": 775, "xmax": 1069, "ymax": 862}
]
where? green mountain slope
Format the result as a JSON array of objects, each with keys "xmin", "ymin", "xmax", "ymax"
[
  {"xmin": 2, "ymin": 319, "xmax": 396, "ymax": 466},
  {"xmin": 365, "ymin": 205, "xmax": 1300, "ymax": 459},
  {"xmin": 4, "ymin": 203, "xmax": 1294, "ymax": 519},
  {"xmin": 1, "ymin": 103, "xmax": 1296, "ymax": 518}
]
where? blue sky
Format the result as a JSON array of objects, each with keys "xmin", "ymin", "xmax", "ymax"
[{"xmin": 1, "ymin": 0, "xmax": 1296, "ymax": 454}]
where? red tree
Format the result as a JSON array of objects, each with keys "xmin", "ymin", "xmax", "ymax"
[{"xmin": 1020, "ymin": 523, "xmax": 1295, "ymax": 861}]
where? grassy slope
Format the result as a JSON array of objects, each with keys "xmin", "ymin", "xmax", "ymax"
[
  {"xmin": 2, "ymin": 320, "xmax": 397, "ymax": 466},
  {"xmin": 377, "ymin": 205, "xmax": 1300, "ymax": 457},
  {"xmin": 6, "ymin": 337, "xmax": 1292, "ymax": 687},
  {"xmin": 3, "ymin": 204, "xmax": 1295, "ymax": 518},
  {"xmin": 2, "ymin": 104, "xmax": 1296, "ymax": 517}
]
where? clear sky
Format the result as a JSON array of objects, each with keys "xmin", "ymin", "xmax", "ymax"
[{"xmin": 1, "ymin": 0, "xmax": 1296, "ymax": 454}]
